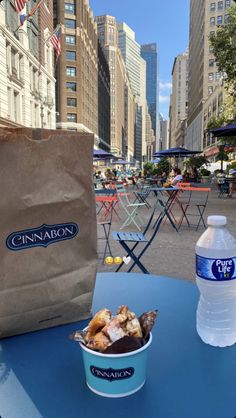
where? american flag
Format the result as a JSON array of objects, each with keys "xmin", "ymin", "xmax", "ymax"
[
  {"xmin": 28, "ymin": 0, "xmax": 44, "ymax": 17},
  {"xmin": 14, "ymin": 0, "xmax": 28, "ymax": 13},
  {"xmin": 50, "ymin": 27, "xmax": 62, "ymax": 60}
]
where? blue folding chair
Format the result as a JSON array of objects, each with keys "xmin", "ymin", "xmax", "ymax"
[{"xmin": 112, "ymin": 205, "xmax": 164, "ymax": 274}]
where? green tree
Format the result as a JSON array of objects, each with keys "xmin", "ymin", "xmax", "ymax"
[
  {"xmin": 215, "ymin": 144, "xmax": 229, "ymax": 170},
  {"xmin": 143, "ymin": 162, "xmax": 154, "ymax": 176},
  {"xmin": 208, "ymin": 4, "xmax": 236, "ymax": 145},
  {"xmin": 153, "ymin": 158, "xmax": 171, "ymax": 176},
  {"xmin": 209, "ymin": 4, "xmax": 236, "ymax": 98},
  {"xmin": 185, "ymin": 156, "xmax": 209, "ymax": 171}
]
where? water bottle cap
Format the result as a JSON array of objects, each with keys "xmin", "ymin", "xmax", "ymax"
[{"xmin": 207, "ymin": 215, "xmax": 227, "ymax": 226}]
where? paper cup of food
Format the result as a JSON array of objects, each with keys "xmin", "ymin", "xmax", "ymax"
[{"xmin": 70, "ymin": 305, "xmax": 157, "ymax": 398}]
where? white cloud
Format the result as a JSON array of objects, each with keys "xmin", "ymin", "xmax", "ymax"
[
  {"xmin": 159, "ymin": 81, "xmax": 172, "ymax": 91},
  {"xmin": 159, "ymin": 95, "xmax": 170, "ymax": 103}
]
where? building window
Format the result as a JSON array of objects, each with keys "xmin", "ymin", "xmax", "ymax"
[
  {"xmin": 217, "ymin": 15, "xmax": 223, "ymax": 25},
  {"xmin": 32, "ymin": 68, "xmax": 39, "ymax": 91},
  {"xmin": 66, "ymin": 82, "xmax": 76, "ymax": 91},
  {"xmin": 213, "ymin": 99, "xmax": 217, "ymax": 112},
  {"xmin": 209, "ymin": 59, "xmax": 214, "ymax": 67},
  {"xmin": 67, "ymin": 113, "xmax": 77, "ymax": 122},
  {"xmin": 225, "ymin": 0, "xmax": 231, "ymax": 7},
  {"xmin": 66, "ymin": 50, "xmax": 76, "ymax": 61},
  {"xmin": 67, "ymin": 98, "xmax": 77, "ymax": 107},
  {"xmin": 65, "ymin": 35, "xmax": 76, "ymax": 45},
  {"xmin": 11, "ymin": 48, "xmax": 18, "ymax": 77},
  {"xmin": 208, "ymin": 72, "xmax": 214, "ymax": 81},
  {"xmin": 224, "ymin": 14, "xmax": 229, "ymax": 23},
  {"xmin": 208, "ymin": 86, "xmax": 213, "ymax": 95},
  {"xmin": 13, "ymin": 91, "xmax": 19, "ymax": 122},
  {"xmin": 66, "ymin": 66, "xmax": 76, "ymax": 77},
  {"xmin": 65, "ymin": 2, "xmax": 75, "ymax": 14},
  {"xmin": 210, "ymin": 17, "xmax": 215, "ymax": 26},
  {"xmin": 210, "ymin": 2, "xmax": 216, "ymax": 11},
  {"xmin": 215, "ymin": 72, "xmax": 221, "ymax": 80},
  {"xmin": 65, "ymin": 19, "xmax": 76, "ymax": 29},
  {"xmin": 217, "ymin": 1, "xmax": 223, "ymax": 10}
]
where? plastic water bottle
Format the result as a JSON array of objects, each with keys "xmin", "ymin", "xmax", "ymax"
[{"xmin": 196, "ymin": 215, "xmax": 236, "ymax": 347}]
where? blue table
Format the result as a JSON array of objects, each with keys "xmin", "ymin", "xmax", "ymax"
[{"xmin": 0, "ymin": 273, "xmax": 235, "ymax": 418}]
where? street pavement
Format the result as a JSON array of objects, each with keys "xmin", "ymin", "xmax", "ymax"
[{"xmin": 96, "ymin": 184, "xmax": 236, "ymax": 282}]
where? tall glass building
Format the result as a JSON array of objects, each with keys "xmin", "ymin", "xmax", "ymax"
[
  {"xmin": 141, "ymin": 43, "xmax": 159, "ymax": 147},
  {"xmin": 117, "ymin": 22, "xmax": 141, "ymax": 98}
]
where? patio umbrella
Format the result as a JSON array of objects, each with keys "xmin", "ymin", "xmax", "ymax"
[
  {"xmin": 153, "ymin": 147, "xmax": 201, "ymax": 168},
  {"xmin": 210, "ymin": 123, "xmax": 236, "ymax": 137},
  {"xmin": 93, "ymin": 149, "xmax": 114, "ymax": 159},
  {"xmin": 111, "ymin": 159, "xmax": 134, "ymax": 165},
  {"xmin": 153, "ymin": 147, "xmax": 201, "ymax": 158}
]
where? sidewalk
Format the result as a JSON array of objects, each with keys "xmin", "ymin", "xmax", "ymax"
[{"xmin": 97, "ymin": 185, "xmax": 236, "ymax": 282}]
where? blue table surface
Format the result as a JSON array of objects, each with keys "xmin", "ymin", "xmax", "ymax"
[
  {"xmin": 149, "ymin": 187, "xmax": 179, "ymax": 191},
  {"xmin": 0, "ymin": 273, "xmax": 235, "ymax": 418}
]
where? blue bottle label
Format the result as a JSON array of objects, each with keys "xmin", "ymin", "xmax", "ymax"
[{"xmin": 196, "ymin": 255, "xmax": 236, "ymax": 281}]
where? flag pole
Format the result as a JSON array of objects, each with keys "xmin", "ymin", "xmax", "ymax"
[
  {"xmin": 13, "ymin": 0, "xmax": 44, "ymax": 34},
  {"xmin": 44, "ymin": 23, "xmax": 61, "ymax": 45}
]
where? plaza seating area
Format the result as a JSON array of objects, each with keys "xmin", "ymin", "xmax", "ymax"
[{"xmin": 95, "ymin": 176, "xmax": 236, "ymax": 279}]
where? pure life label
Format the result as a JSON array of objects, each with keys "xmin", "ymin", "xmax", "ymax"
[{"xmin": 196, "ymin": 255, "xmax": 236, "ymax": 281}]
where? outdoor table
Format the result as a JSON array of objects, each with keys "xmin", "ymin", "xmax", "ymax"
[
  {"xmin": 0, "ymin": 272, "xmax": 235, "ymax": 418},
  {"xmin": 95, "ymin": 194, "xmax": 119, "ymax": 221},
  {"xmin": 145, "ymin": 177, "xmax": 160, "ymax": 186},
  {"xmin": 150, "ymin": 187, "xmax": 179, "ymax": 231}
]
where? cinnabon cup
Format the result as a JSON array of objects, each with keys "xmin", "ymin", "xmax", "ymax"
[{"xmin": 79, "ymin": 333, "xmax": 152, "ymax": 398}]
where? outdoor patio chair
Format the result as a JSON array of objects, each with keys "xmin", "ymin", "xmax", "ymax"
[
  {"xmin": 112, "ymin": 205, "xmax": 164, "ymax": 274},
  {"xmin": 175, "ymin": 188, "xmax": 193, "ymax": 228},
  {"xmin": 96, "ymin": 189, "xmax": 117, "ymax": 263},
  {"xmin": 133, "ymin": 184, "xmax": 152, "ymax": 208},
  {"xmin": 218, "ymin": 181, "xmax": 229, "ymax": 198},
  {"xmin": 177, "ymin": 187, "xmax": 211, "ymax": 231},
  {"xmin": 97, "ymin": 219, "xmax": 113, "ymax": 263},
  {"xmin": 95, "ymin": 188, "xmax": 119, "ymax": 221},
  {"xmin": 152, "ymin": 188, "xmax": 179, "ymax": 232},
  {"xmin": 116, "ymin": 184, "xmax": 145, "ymax": 231}
]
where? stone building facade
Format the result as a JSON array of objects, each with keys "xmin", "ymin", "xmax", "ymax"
[
  {"xmin": 186, "ymin": 0, "xmax": 233, "ymax": 150},
  {"xmin": 169, "ymin": 51, "xmax": 188, "ymax": 148},
  {"xmin": 96, "ymin": 14, "xmax": 135, "ymax": 158},
  {"xmin": 0, "ymin": 0, "xmax": 55, "ymax": 129}
]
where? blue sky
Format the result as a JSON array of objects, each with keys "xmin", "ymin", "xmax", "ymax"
[{"xmin": 90, "ymin": 0, "xmax": 190, "ymax": 118}]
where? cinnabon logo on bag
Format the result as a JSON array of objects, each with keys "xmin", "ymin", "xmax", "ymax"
[
  {"xmin": 90, "ymin": 366, "xmax": 134, "ymax": 381},
  {"xmin": 6, "ymin": 222, "xmax": 79, "ymax": 251}
]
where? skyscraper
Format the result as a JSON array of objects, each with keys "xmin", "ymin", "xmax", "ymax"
[
  {"xmin": 141, "ymin": 43, "xmax": 159, "ymax": 149},
  {"xmin": 169, "ymin": 50, "xmax": 188, "ymax": 148},
  {"xmin": 117, "ymin": 22, "xmax": 153, "ymax": 163},
  {"xmin": 54, "ymin": 0, "xmax": 110, "ymax": 150},
  {"xmin": 186, "ymin": 0, "xmax": 232, "ymax": 150},
  {"xmin": 117, "ymin": 22, "xmax": 141, "ymax": 99},
  {"xmin": 159, "ymin": 114, "xmax": 168, "ymax": 151},
  {"xmin": 96, "ymin": 15, "xmax": 135, "ymax": 158}
]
